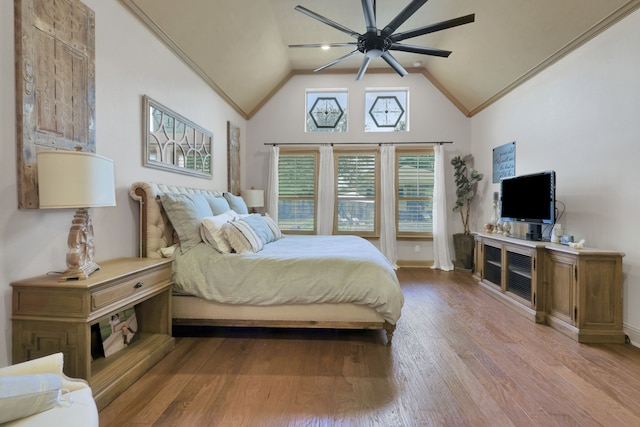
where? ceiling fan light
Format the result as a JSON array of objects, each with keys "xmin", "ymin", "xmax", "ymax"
[{"xmin": 366, "ymin": 49, "xmax": 383, "ymax": 58}]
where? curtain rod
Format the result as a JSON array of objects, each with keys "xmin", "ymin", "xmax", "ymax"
[{"xmin": 264, "ymin": 141, "xmax": 453, "ymax": 146}]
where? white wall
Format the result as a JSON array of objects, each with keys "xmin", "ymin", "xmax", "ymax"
[
  {"xmin": 0, "ymin": 0, "xmax": 246, "ymax": 367},
  {"xmin": 470, "ymin": 9, "xmax": 640, "ymax": 341},
  {"xmin": 245, "ymin": 73, "xmax": 472, "ymax": 261}
]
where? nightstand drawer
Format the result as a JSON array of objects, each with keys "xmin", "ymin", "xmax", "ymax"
[{"xmin": 91, "ymin": 266, "xmax": 171, "ymax": 310}]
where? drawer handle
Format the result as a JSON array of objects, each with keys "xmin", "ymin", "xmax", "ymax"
[{"xmin": 133, "ymin": 282, "xmax": 144, "ymax": 289}]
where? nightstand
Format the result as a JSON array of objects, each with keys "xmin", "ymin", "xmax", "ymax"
[{"xmin": 11, "ymin": 257, "xmax": 175, "ymax": 410}]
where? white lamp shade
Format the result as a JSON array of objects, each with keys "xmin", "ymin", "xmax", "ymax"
[
  {"xmin": 37, "ymin": 151, "xmax": 116, "ymax": 208},
  {"xmin": 241, "ymin": 189, "xmax": 264, "ymax": 208}
]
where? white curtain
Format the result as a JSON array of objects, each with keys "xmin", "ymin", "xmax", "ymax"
[
  {"xmin": 266, "ymin": 145, "xmax": 279, "ymax": 220},
  {"xmin": 380, "ymin": 144, "xmax": 398, "ymax": 269},
  {"xmin": 317, "ymin": 144, "xmax": 335, "ymax": 235},
  {"xmin": 431, "ymin": 144, "xmax": 454, "ymax": 271}
]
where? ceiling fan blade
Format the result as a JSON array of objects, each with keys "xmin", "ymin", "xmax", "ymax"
[
  {"xmin": 390, "ymin": 43, "xmax": 451, "ymax": 57},
  {"xmin": 289, "ymin": 43, "xmax": 357, "ymax": 48},
  {"xmin": 381, "ymin": 52, "xmax": 408, "ymax": 77},
  {"xmin": 362, "ymin": 0, "xmax": 377, "ymax": 33},
  {"xmin": 381, "ymin": 0, "xmax": 429, "ymax": 37},
  {"xmin": 390, "ymin": 14, "xmax": 475, "ymax": 42},
  {"xmin": 314, "ymin": 50, "xmax": 360, "ymax": 72},
  {"xmin": 295, "ymin": 6, "xmax": 361, "ymax": 39},
  {"xmin": 355, "ymin": 56, "xmax": 373, "ymax": 80}
]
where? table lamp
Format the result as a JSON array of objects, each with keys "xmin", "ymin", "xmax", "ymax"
[
  {"xmin": 241, "ymin": 189, "xmax": 264, "ymax": 214},
  {"xmin": 37, "ymin": 151, "xmax": 116, "ymax": 281}
]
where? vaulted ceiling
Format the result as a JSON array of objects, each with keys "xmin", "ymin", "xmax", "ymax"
[{"xmin": 121, "ymin": 0, "xmax": 639, "ymax": 118}]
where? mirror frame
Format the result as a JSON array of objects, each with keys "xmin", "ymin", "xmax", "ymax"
[{"xmin": 143, "ymin": 95, "xmax": 213, "ymax": 178}]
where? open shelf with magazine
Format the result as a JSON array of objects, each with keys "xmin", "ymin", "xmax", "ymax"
[{"xmin": 89, "ymin": 287, "xmax": 174, "ymax": 410}]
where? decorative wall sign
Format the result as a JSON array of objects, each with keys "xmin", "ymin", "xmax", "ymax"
[
  {"xmin": 15, "ymin": 0, "xmax": 96, "ymax": 208},
  {"xmin": 143, "ymin": 96, "xmax": 213, "ymax": 178},
  {"xmin": 227, "ymin": 121, "xmax": 241, "ymax": 194},
  {"xmin": 492, "ymin": 141, "xmax": 516, "ymax": 183}
]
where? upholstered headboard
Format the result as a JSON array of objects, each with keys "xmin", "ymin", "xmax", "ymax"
[{"xmin": 129, "ymin": 182, "xmax": 223, "ymax": 258}]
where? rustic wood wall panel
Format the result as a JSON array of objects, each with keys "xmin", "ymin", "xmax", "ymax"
[
  {"xmin": 15, "ymin": 0, "xmax": 96, "ymax": 209},
  {"xmin": 227, "ymin": 121, "xmax": 240, "ymax": 194}
]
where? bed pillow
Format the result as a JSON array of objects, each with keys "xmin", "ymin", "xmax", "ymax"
[
  {"xmin": 200, "ymin": 210, "xmax": 239, "ymax": 253},
  {"xmin": 0, "ymin": 374, "xmax": 62, "ymax": 424},
  {"xmin": 203, "ymin": 194, "xmax": 232, "ymax": 215},
  {"xmin": 223, "ymin": 192, "xmax": 249, "ymax": 215},
  {"xmin": 241, "ymin": 214, "xmax": 275, "ymax": 245},
  {"xmin": 160, "ymin": 193, "xmax": 214, "ymax": 253},
  {"xmin": 159, "ymin": 244, "xmax": 179, "ymax": 258},
  {"xmin": 263, "ymin": 213, "xmax": 283, "ymax": 240},
  {"xmin": 224, "ymin": 219, "xmax": 264, "ymax": 254}
]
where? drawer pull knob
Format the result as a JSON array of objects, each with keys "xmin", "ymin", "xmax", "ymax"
[{"xmin": 134, "ymin": 282, "xmax": 143, "ymax": 289}]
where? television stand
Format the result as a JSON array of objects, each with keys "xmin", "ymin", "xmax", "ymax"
[{"xmin": 473, "ymin": 232, "xmax": 625, "ymax": 343}]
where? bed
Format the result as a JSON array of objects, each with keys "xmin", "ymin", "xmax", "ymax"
[{"xmin": 129, "ymin": 182, "xmax": 403, "ymax": 344}]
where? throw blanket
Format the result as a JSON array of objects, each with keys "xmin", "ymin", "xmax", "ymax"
[{"xmin": 172, "ymin": 235, "xmax": 404, "ymax": 324}]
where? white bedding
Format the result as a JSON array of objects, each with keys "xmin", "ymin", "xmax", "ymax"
[{"xmin": 172, "ymin": 235, "xmax": 404, "ymax": 324}]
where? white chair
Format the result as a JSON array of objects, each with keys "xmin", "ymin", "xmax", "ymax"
[{"xmin": 0, "ymin": 353, "xmax": 98, "ymax": 426}]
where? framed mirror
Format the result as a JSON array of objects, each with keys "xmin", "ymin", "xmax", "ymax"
[{"xmin": 143, "ymin": 95, "xmax": 213, "ymax": 178}]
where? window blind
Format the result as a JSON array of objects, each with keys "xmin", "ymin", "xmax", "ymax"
[
  {"xmin": 397, "ymin": 152, "xmax": 434, "ymax": 234},
  {"xmin": 336, "ymin": 153, "xmax": 377, "ymax": 233},
  {"xmin": 278, "ymin": 154, "xmax": 316, "ymax": 232}
]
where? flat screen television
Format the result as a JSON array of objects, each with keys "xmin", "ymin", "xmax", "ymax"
[{"xmin": 500, "ymin": 171, "xmax": 556, "ymax": 239}]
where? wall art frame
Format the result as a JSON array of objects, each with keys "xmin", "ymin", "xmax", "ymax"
[
  {"xmin": 15, "ymin": 0, "xmax": 96, "ymax": 209},
  {"xmin": 227, "ymin": 121, "xmax": 241, "ymax": 194},
  {"xmin": 143, "ymin": 95, "xmax": 213, "ymax": 178}
]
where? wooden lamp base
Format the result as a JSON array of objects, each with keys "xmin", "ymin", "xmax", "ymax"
[
  {"xmin": 59, "ymin": 260, "xmax": 100, "ymax": 281},
  {"xmin": 59, "ymin": 208, "xmax": 101, "ymax": 281}
]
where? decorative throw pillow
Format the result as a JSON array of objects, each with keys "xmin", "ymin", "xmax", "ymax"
[
  {"xmin": 200, "ymin": 210, "xmax": 240, "ymax": 253},
  {"xmin": 223, "ymin": 192, "xmax": 249, "ymax": 215},
  {"xmin": 160, "ymin": 193, "xmax": 213, "ymax": 253},
  {"xmin": 263, "ymin": 213, "xmax": 283, "ymax": 240},
  {"xmin": 0, "ymin": 374, "xmax": 62, "ymax": 424},
  {"xmin": 203, "ymin": 194, "xmax": 232, "ymax": 215},
  {"xmin": 223, "ymin": 219, "xmax": 264, "ymax": 254},
  {"xmin": 241, "ymin": 214, "xmax": 275, "ymax": 245}
]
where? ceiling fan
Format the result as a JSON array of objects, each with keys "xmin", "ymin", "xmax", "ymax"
[{"xmin": 289, "ymin": 0, "xmax": 475, "ymax": 80}]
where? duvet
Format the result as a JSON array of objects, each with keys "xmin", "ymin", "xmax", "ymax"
[{"xmin": 172, "ymin": 234, "xmax": 404, "ymax": 324}]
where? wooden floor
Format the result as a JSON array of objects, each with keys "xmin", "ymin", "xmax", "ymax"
[{"xmin": 99, "ymin": 268, "xmax": 640, "ymax": 426}]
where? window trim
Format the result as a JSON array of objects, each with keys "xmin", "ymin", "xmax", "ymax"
[
  {"xmin": 278, "ymin": 147, "xmax": 319, "ymax": 235},
  {"xmin": 364, "ymin": 88, "xmax": 409, "ymax": 133},
  {"xmin": 305, "ymin": 89, "xmax": 349, "ymax": 133},
  {"xmin": 333, "ymin": 146, "xmax": 380, "ymax": 238},
  {"xmin": 395, "ymin": 147, "xmax": 434, "ymax": 240}
]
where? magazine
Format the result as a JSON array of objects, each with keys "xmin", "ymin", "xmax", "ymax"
[{"xmin": 98, "ymin": 307, "xmax": 139, "ymax": 358}]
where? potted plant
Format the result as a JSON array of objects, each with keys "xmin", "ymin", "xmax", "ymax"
[{"xmin": 451, "ymin": 154, "xmax": 484, "ymax": 270}]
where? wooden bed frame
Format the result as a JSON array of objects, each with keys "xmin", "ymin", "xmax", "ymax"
[{"xmin": 129, "ymin": 182, "xmax": 396, "ymax": 344}]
